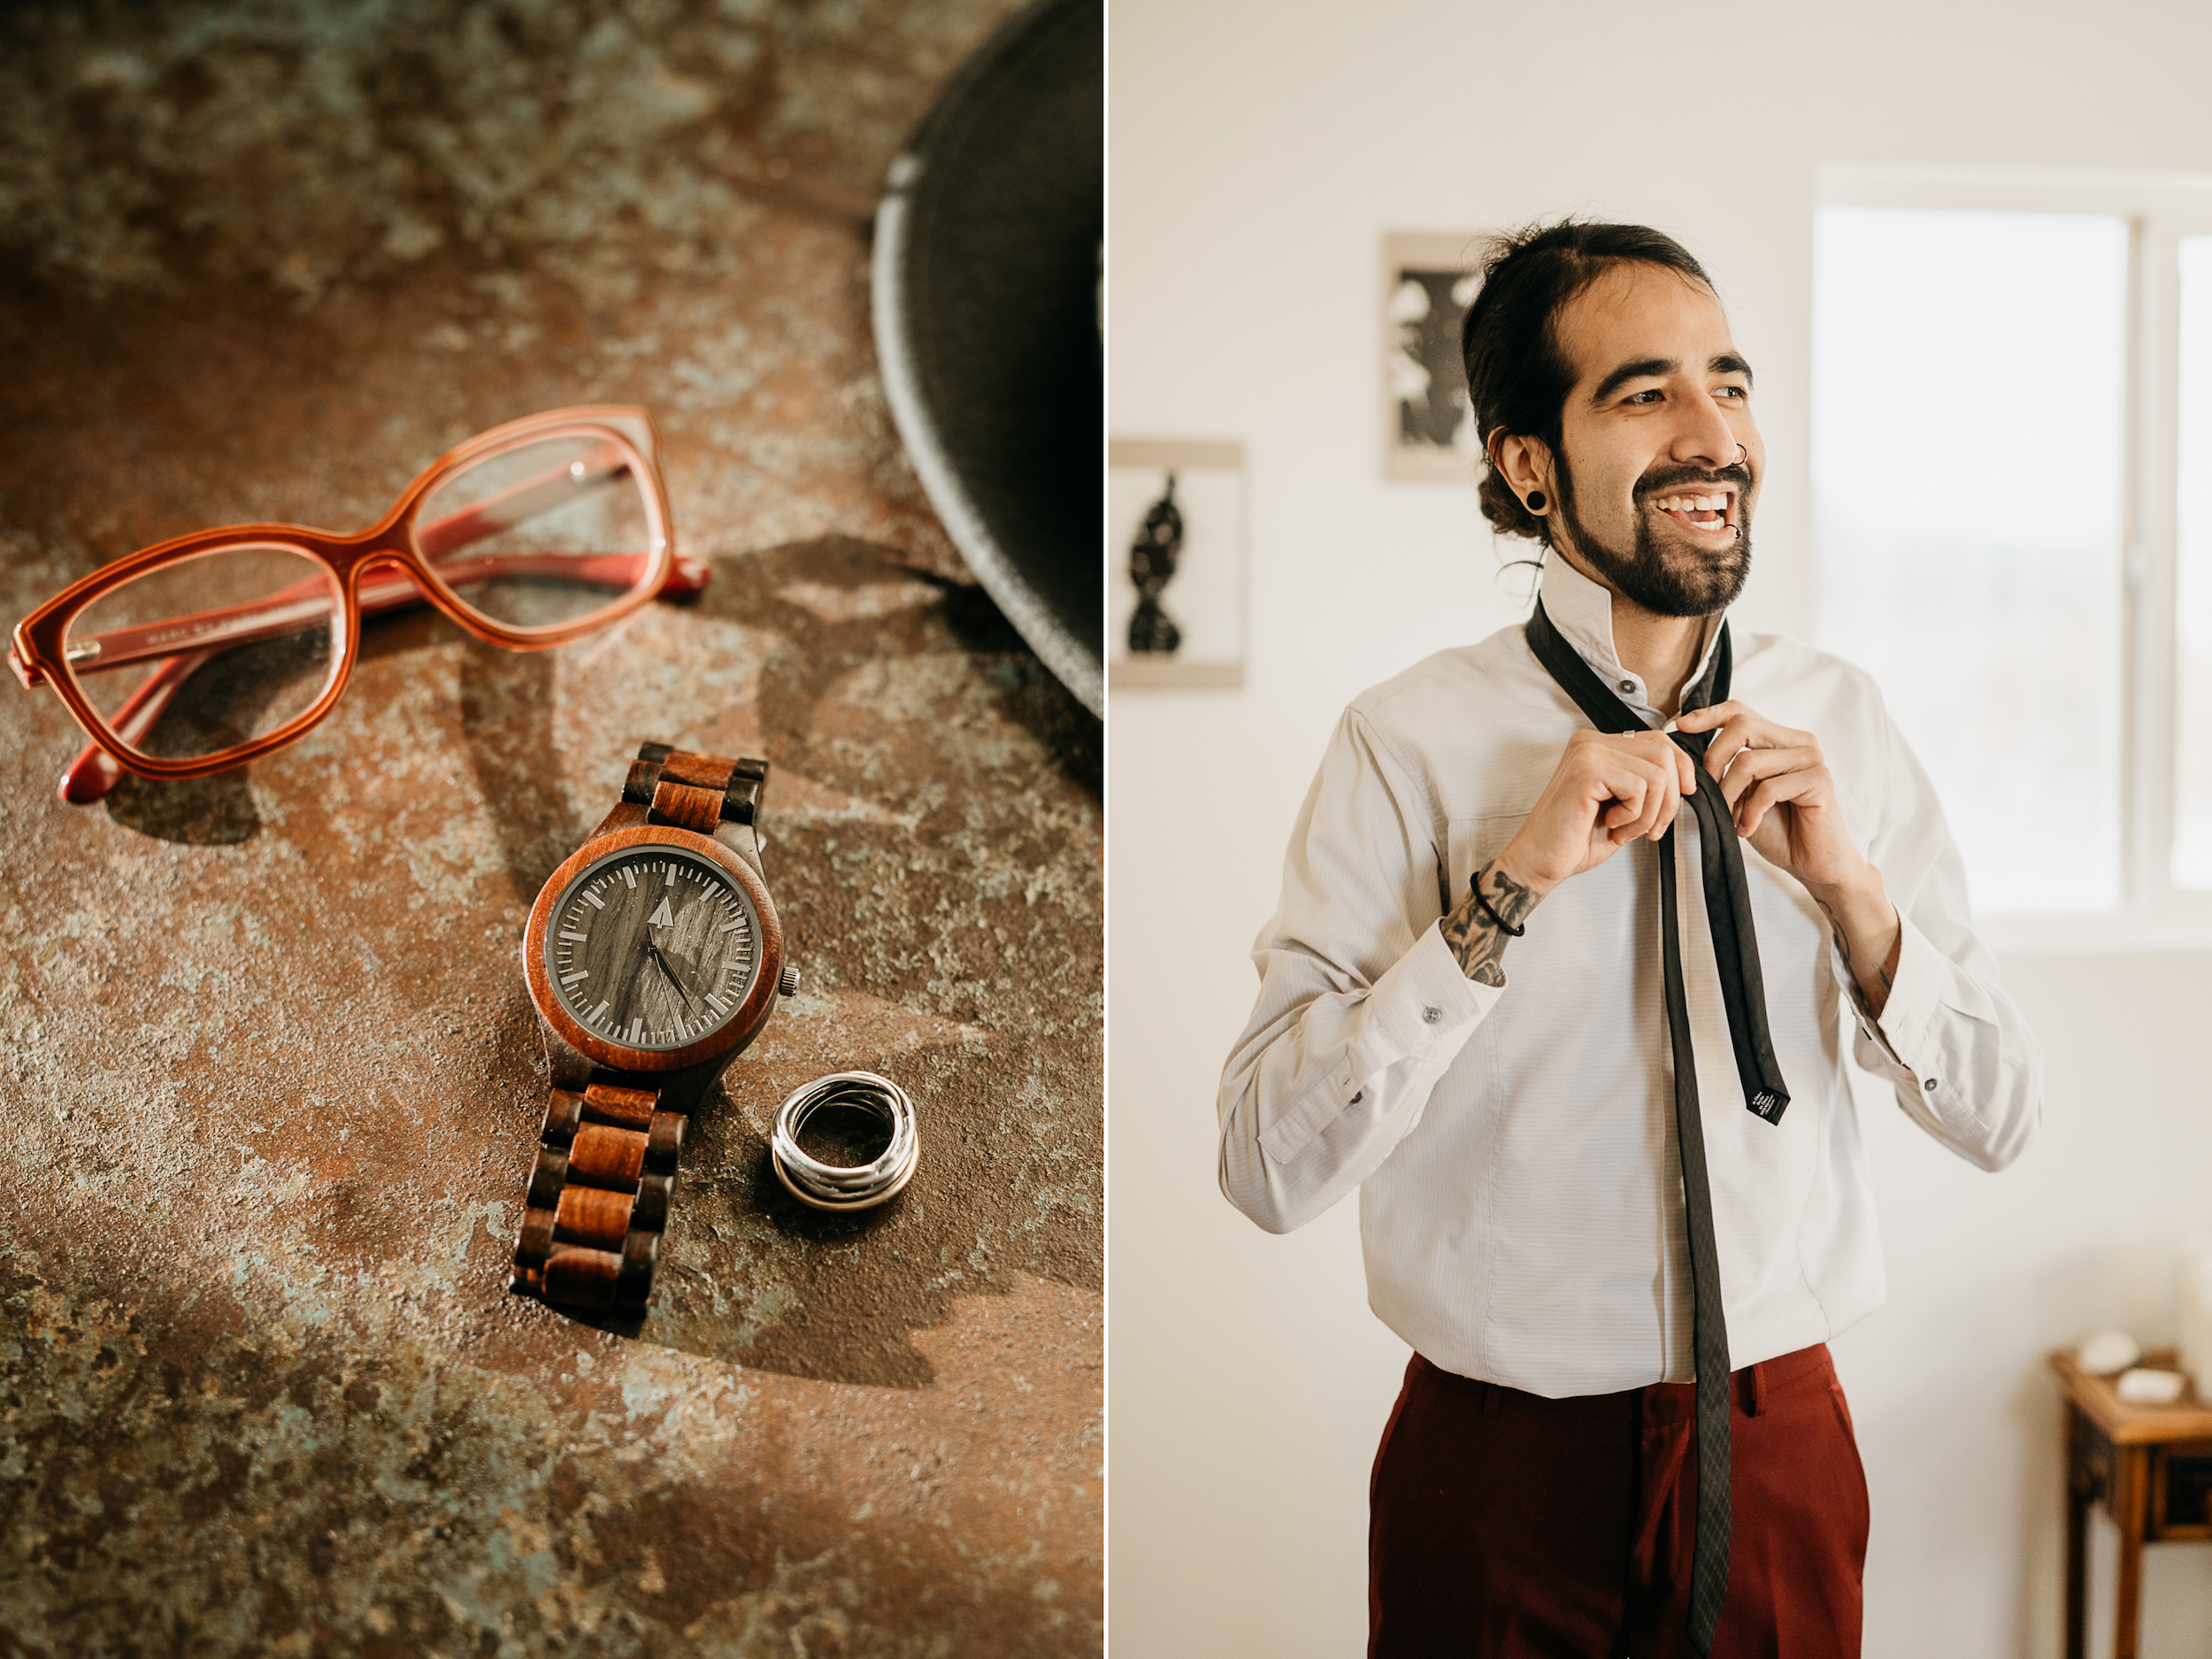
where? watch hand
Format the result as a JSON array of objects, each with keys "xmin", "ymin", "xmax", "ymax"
[{"xmin": 643, "ymin": 940, "xmax": 698, "ymax": 1006}]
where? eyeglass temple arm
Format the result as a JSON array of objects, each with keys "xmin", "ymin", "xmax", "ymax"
[
  {"xmin": 58, "ymin": 648, "xmax": 216, "ymax": 803},
  {"xmin": 58, "ymin": 553, "xmax": 660, "ymax": 679}
]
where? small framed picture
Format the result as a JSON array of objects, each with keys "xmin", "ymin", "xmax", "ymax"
[
  {"xmin": 1107, "ymin": 439, "xmax": 1245, "ymax": 691},
  {"xmin": 1383, "ymin": 232, "xmax": 1484, "ymax": 481}
]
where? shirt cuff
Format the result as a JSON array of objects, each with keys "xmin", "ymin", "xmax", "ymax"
[
  {"xmin": 1836, "ymin": 910, "xmax": 1942, "ymax": 1080},
  {"xmin": 1345, "ymin": 921, "xmax": 1501, "ymax": 1081}
]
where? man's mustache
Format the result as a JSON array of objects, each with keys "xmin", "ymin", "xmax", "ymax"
[{"xmin": 1634, "ymin": 460, "xmax": 1754, "ymax": 500}]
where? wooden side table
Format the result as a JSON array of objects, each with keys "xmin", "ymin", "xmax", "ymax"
[{"xmin": 2052, "ymin": 1348, "xmax": 2212, "ymax": 1659}]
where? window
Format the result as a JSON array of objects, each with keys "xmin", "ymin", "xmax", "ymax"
[
  {"xmin": 1813, "ymin": 167, "xmax": 2212, "ymax": 944},
  {"xmin": 2170, "ymin": 236, "xmax": 2212, "ymax": 887}
]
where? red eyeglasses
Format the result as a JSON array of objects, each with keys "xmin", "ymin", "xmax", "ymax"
[{"xmin": 9, "ymin": 406, "xmax": 703, "ymax": 805}]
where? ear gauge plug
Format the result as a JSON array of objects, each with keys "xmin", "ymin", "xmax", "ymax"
[{"xmin": 1525, "ymin": 490, "xmax": 1548, "ymax": 512}]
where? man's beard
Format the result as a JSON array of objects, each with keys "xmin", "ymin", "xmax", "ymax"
[{"xmin": 1552, "ymin": 455, "xmax": 1754, "ymax": 618}]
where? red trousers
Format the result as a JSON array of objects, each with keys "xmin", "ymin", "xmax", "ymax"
[{"xmin": 1369, "ymin": 1343, "xmax": 1868, "ymax": 1658}]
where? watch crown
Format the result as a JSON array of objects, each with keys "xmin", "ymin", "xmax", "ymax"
[{"xmin": 779, "ymin": 964, "xmax": 800, "ymax": 998}]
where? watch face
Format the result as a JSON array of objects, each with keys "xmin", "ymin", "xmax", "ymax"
[{"xmin": 542, "ymin": 843, "xmax": 764, "ymax": 1053}]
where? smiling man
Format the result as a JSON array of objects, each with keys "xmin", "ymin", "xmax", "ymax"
[{"xmin": 1217, "ymin": 221, "xmax": 2042, "ymax": 1657}]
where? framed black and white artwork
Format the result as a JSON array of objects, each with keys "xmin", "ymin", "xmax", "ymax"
[
  {"xmin": 1107, "ymin": 438, "xmax": 1245, "ymax": 690},
  {"xmin": 1383, "ymin": 232, "xmax": 1484, "ymax": 481}
]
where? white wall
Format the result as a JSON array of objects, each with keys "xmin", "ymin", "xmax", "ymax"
[{"xmin": 1107, "ymin": 4, "xmax": 2212, "ymax": 1655}]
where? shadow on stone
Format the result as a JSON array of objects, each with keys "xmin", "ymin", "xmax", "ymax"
[
  {"xmin": 104, "ymin": 767, "xmax": 260, "ymax": 845},
  {"xmin": 716, "ymin": 534, "xmax": 1099, "ymax": 803},
  {"xmin": 939, "ymin": 579, "xmax": 1102, "ymax": 803},
  {"xmin": 457, "ymin": 642, "xmax": 571, "ymax": 904},
  {"xmin": 746, "ymin": 1143, "xmax": 909, "ymax": 1248}
]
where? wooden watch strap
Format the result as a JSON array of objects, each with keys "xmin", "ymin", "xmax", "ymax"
[
  {"xmin": 591, "ymin": 743, "xmax": 768, "ymax": 837},
  {"xmin": 511, "ymin": 741, "xmax": 772, "ymax": 1313},
  {"xmin": 510, "ymin": 1079, "xmax": 687, "ymax": 1310}
]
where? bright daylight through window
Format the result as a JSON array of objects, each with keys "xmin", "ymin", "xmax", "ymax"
[
  {"xmin": 1813, "ymin": 205, "xmax": 2128, "ymax": 919},
  {"xmin": 2172, "ymin": 236, "xmax": 2212, "ymax": 887},
  {"xmin": 1815, "ymin": 179, "xmax": 2212, "ymax": 934}
]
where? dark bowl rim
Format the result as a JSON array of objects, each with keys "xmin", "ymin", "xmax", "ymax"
[{"xmin": 869, "ymin": 0, "xmax": 1102, "ymax": 718}]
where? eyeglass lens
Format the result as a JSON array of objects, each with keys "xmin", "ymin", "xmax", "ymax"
[
  {"xmin": 51, "ymin": 426, "xmax": 661, "ymax": 767},
  {"xmin": 414, "ymin": 433, "xmax": 659, "ymax": 633},
  {"xmin": 61, "ymin": 544, "xmax": 342, "ymax": 764}
]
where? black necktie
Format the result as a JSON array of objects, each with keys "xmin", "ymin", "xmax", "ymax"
[{"xmin": 1524, "ymin": 600, "xmax": 1792, "ymax": 1655}]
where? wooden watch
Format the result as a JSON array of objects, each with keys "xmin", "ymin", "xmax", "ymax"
[{"xmin": 509, "ymin": 741, "xmax": 795, "ymax": 1312}]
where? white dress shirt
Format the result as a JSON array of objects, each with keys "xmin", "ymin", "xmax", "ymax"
[{"xmin": 1217, "ymin": 557, "xmax": 2043, "ymax": 1397}]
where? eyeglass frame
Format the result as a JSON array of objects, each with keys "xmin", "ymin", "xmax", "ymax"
[{"xmin": 9, "ymin": 405, "xmax": 701, "ymax": 803}]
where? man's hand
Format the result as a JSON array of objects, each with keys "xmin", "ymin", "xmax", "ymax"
[
  {"xmin": 1672, "ymin": 701, "xmax": 1858, "ymax": 889},
  {"xmin": 1673, "ymin": 699, "xmax": 1901, "ymax": 1011},
  {"xmin": 1444, "ymin": 731, "xmax": 1689, "ymax": 986},
  {"xmin": 1491, "ymin": 728, "xmax": 1697, "ymax": 897}
]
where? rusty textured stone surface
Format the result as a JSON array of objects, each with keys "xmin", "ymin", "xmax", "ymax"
[{"xmin": 0, "ymin": 2, "xmax": 1102, "ymax": 1654}]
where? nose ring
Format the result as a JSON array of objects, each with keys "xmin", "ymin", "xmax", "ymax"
[{"xmin": 1734, "ymin": 444, "xmax": 1748, "ymax": 467}]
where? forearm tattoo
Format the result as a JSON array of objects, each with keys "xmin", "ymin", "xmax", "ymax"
[
  {"xmin": 1816, "ymin": 895, "xmax": 1847, "ymax": 968},
  {"xmin": 1441, "ymin": 862, "xmax": 1541, "ymax": 987},
  {"xmin": 1816, "ymin": 894, "xmax": 1894, "ymax": 995}
]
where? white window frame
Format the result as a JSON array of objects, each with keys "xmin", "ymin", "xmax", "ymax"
[{"xmin": 1817, "ymin": 164, "xmax": 2212, "ymax": 952}]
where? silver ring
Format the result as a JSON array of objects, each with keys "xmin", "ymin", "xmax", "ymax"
[{"xmin": 771, "ymin": 1071, "xmax": 920, "ymax": 1211}]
